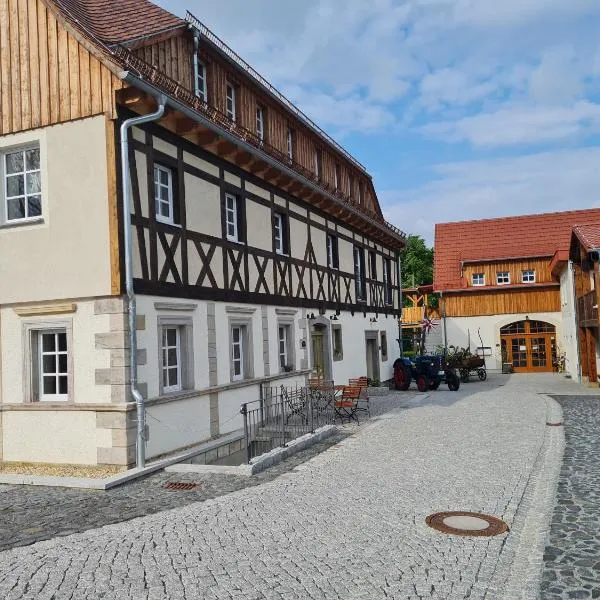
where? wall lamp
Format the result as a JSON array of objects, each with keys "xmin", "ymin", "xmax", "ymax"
[
  {"xmin": 370, "ymin": 317, "xmax": 378, "ymax": 324},
  {"xmin": 307, "ymin": 313, "xmax": 316, "ymax": 320},
  {"xmin": 330, "ymin": 314, "xmax": 339, "ymax": 321}
]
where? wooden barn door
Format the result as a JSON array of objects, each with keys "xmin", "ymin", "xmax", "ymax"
[{"xmin": 501, "ymin": 320, "xmax": 556, "ymax": 373}]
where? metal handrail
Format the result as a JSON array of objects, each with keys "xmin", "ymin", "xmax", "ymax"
[
  {"xmin": 186, "ymin": 11, "xmax": 368, "ymax": 175},
  {"xmin": 109, "ymin": 45, "xmax": 406, "ymax": 241}
]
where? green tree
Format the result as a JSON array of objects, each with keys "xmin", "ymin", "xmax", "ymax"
[{"xmin": 401, "ymin": 234, "xmax": 434, "ymax": 289}]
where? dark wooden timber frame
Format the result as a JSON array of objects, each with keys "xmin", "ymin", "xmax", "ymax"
[{"xmin": 117, "ymin": 107, "xmax": 400, "ymax": 316}]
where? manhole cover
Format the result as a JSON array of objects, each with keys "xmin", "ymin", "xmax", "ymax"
[
  {"xmin": 163, "ymin": 481, "xmax": 199, "ymax": 491},
  {"xmin": 426, "ymin": 511, "xmax": 509, "ymax": 537}
]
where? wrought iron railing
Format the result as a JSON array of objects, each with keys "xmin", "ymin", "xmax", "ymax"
[
  {"xmin": 108, "ymin": 45, "xmax": 405, "ymax": 243},
  {"xmin": 240, "ymin": 384, "xmax": 336, "ymax": 463}
]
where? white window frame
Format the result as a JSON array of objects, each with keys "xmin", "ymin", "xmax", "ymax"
[
  {"xmin": 256, "ymin": 106, "xmax": 264, "ymax": 142},
  {"xmin": 274, "ymin": 212, "xmax": 285, "ymax": 254},
  {"xmin": 154, "ymin": 164, "xmax": 175, "ymax": 225},
  {"xmin": 3, "ymin": 145, "xmax": 42, "ymax": 224},
  {"xmin": 327, "ymin": 234, "xmax": 338, "ymax": 269},
  {"xmin": 472, "ymin": 273, "xmax": 485, "ymax": 286},
  {"xmin": 278, "ymin": 325, "xmax": 289, "ymax": 371},
  {"xmin": 231, "ymin": 325, "xmax": 245, "ymax": 381},
  {"xmin": 496, "ymin": 271, "xmax": 511, "ymax": 285},
  {"xmin": 522, "ymin": 269, "xmax": 536, "ymax": 283},
  {"xmin": 287, "ymin": 128, "xmax": 293, "ymax": 161},
  {"xmin": 196, "ymin": 60, "xmax": 207, "ymax": 103},
  {"xmin": 354, "ymin": 246, "xmax": 366, "ymax": 300},
  {"xmin": 226, "ymin": 83, "xmax": 236, "ymax": 122},
  {"xmin": 38, "ymin": 329, "xmax": 69, "ymax": 402},
  {"xmin": 383, "ymin": 258, "xmax": 393, "ymax": 305},
  {"xmin": 161, "ymin": 326, "xmax": 182, "ymax": 393},
  {"xmin": 157, "ymin": 315, "xmax": 194, "ymax": 396},
  {"xmin": 225, "ymin": 193, "xmax": 239, "ymax": 242}
]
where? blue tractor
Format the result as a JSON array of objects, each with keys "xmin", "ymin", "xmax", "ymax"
[{"xmin": 393, "ymin": 355, "xmax": 460, "ymax": 392}]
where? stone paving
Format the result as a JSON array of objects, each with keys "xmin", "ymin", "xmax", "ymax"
[
  {"xmin": 0, "ymin": 373, "xmax": 586, "ymax": 599},
  {"xmin": 541, "ymin": 394, "xmax": 600, "ymax": 599}
]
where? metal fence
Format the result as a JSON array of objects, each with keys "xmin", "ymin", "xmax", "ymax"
[{"xmin": 240, "ymin": 384, "xmax": 336, "ymax": 463}]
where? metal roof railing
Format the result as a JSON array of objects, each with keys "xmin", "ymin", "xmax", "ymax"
[{"xmin": 185, "ymin": 11, "xmax": 369, "ymax": 175}]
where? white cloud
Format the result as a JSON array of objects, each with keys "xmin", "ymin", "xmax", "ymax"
[
  {"xmin": 380, "ymin": 147, "xmax": 600, "ymax": 244},
  {"xmin": 422, "ymin": 101, "xmax": 600, "ymax": 147},
  {"xmin": 529, "ymin": 46, "xmax": 583, "ymax": 103}
]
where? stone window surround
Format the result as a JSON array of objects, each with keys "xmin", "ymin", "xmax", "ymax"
[
  {"xmin": 228, "ymin": 314, "xmax": 254, "ymax": 382},
  {"xmin": 331, "ymin": 323, "xmax": 343, "ymax": 362},
  {"xmin": 21, "ymin": 318, "xmax": 75, "ymax": 404},
  {"xmin": 277, "ymin": 317, "xmax": 296, "ymax": 373},
  {"xmin": 157, "ymin": 315, "xmax": 195, "ymax": 396}
]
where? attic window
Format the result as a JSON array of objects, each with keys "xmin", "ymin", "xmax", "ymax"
[
  {"xmin": 522, "ymin": 270, "xmax": 535, "ymax": 283},
  {"xmin": 472, "ymin": 273, "xmax": 485, "ymax": 286},
  {"xmin": 496, "ymin": 271, "xmax": 510, "ymax": 285}
]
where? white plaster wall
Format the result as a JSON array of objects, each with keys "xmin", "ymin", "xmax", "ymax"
[
  {"xmin": 146, "ymin": 396, "xmax": 212, "ymax": 459},
  {"xmin": 0, "ymin": 115, "xmax": 112, "ymax": 304},
  {"xmin": 443, "ymin": 312, "xmax": 562, "ymax": 371},
  {"xmin": 184, "ymin": 174, "xmax": 221, "ymax": 235},
  {"xmin": 560, "ymin": 262, "xmax": 580, "ymax": 380},
  {"xmin": 2, "ymin": 411, "xmax": 97, "ymax": 464},
  {"xmin": 246, "ymin": 201, "xmax": 272, "ymax": 252},
  {"xmin": 0, "ymin": 300, "xmax": 111, "ymax": 405}
]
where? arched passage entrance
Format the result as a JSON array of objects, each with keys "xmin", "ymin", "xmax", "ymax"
[{"xmin": 500, "ymin": 320, "xmax": 556, "ymax": 373}]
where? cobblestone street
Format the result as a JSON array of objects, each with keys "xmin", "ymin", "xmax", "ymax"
[
  {"xmin": 541, "ymin": 395, "xmax": 600, "ymax": 599},
  {"xmin": 0, "ymin": 374, "xmax": 595, "ymax": 599}
]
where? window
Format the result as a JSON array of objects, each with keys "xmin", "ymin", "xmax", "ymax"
[
  {"xmin": 38, "ymin": 330, "xmax": 69, "ymax": 401},
  {"xmin": 231, "ymin": 325, "xmax": 247, "ymax": 381},
  {"xmin": 278, "ymin": 324, "xmax": 294, "ymax": 371},
  {"xmin": 383, "ymin": 258, "xmax": 393, "ymax": 305},
  {"xmin": 314, "ymin": 148, "xmax": 322, "ymax": 179},
  {"xmin": 3, "ymin": 146, "xmax": 41, "ymax": 222},
  {"xmin": 472, "ymin": 273, "xmax": 485, "ymax": 286},
  {"xmin": 226, "ymin": 83, "xmax": 236, "ymax": 121},
  {"xmin": 327, "ymin": 233, "xmax": 339, "ymax": 269},
  {"xmin": 369, "ymin": 251, "xmax": 377, "ymax": 279},
  {"xmin": 256, "ymin": 106, "xmax": 265, "ymax": 142},
  {"xmin": 334, "ymin": 164, "xmax": 341, "ymax": 190},
  {"xmin": 154, "ymin": 164, "xmax": 175, "ymax": 224},
  {"xmin": 273, "ymin": 212, "xmax": 289, "ymax": 255},
  {"xmin": 196, "ymin": 61, "xmax": 207, "ymax": 102},
  {"xmin": 522, "ymin": 269, "xmax": 536, "ymax": 283},
  {"xmin": 380, "ymin": 331, "xmax": 388, "ymax": 361},
  {"xmin": 161, "ymin": 326, "xmax": 181, "ymax": 393},
  {"xmin": 287, "ymin": 128, "xmax": 294, "ymax": 161},
  {"xmin": 354, "ymin": 246, "xmax": 366, "ymax": 300},
  {"xmin": 225, "ymin": 193, "xmax": 239, "ymax": 242},
  {"xmin": 332, "ymin": 324, "xmax": 343, "ymax": 361},
  {"xmin": 497, "ymin": 271, "xmax": 510, "ymax": 285}
]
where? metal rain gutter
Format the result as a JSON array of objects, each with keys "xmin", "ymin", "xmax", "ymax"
[
  {"xmin": 119, "ymin": 97, "xmax": 167, "ymax": 469},
  {"xmin": 118, "ymin": 71, "xmax": 404, "ymax": 247}
]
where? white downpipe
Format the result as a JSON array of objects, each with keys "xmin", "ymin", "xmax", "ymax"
[{"xmin": 120, "ymin": 98, "xmax": 166, "ymax": 469}]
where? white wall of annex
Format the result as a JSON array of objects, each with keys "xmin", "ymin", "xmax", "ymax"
[{"xmin": 559, "ymin": 262, "xmax": 580, "ymax": 380}]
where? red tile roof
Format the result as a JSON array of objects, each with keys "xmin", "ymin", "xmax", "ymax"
[
  {"xmin": 572, "ymin": 223, "xmax": 600, "ymax": 252},
  {"xmin": 434, "ymin": 208, "xmax": 600, "ymax": 291},
  {"xmin": 51, "ymin": 0, "xmax": 185, "ymax": 45}
]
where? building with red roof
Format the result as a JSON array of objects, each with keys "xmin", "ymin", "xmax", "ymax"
[{"xmin": 434, "ymin": 208, "xmax": 600, "ymax": 378}]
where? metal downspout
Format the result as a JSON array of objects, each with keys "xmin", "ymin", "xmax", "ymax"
[
  {"xmin": 441, "ymin": 292, "xmax": 448, "ymax": 358},
  {"xmin": 120, "ymin": 98, "xmax": 166, "ymax": 469},
  {"xmin": 396, "ymin": 251, "xmax": 403, "ymax": 358}
]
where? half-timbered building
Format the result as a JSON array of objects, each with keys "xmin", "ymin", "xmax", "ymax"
[
  {"xmin": 434, "ymin": 209, "xmax": 600, "ymax": 377},
  {"xmin": 0, "ymin": 0, "xmax": 405, "ymax": 466}
]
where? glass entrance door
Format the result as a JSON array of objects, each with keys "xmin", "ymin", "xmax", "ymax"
[{"xmin": 501, "ymin": 320, "xmax": 556, "ymax": 373}]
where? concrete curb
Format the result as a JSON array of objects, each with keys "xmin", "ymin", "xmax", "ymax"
[{"xmin": 166, "ymin": 425, "xmax": 338, "ymax": 476}]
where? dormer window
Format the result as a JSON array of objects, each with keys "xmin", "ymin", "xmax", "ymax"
[
  {"xmin": 334, "ymin": 164, "xmax": 341, "ymax": 190},
  {"xmin": 496, "ymin": 271, "xmax": 510, "ymax": 285},
  {"xmin": 196, "ymin": 61, "xmax": 207, "ymax": 103},
  {"xmin": 287, "ymin": 128, "xmax": 294, "ymax": 161},
  {"xmin": 522, "ymin": 269, "xmax": 535, "ymax": 283},
  {"xmin": 314, "ymin": 148, "xmax": 322, "ymax": 180},
  {"xmin": 226, "ymin": 83, "xmax": 236, "ymax": 122},
  {"xmin": 472, "ymin": 273, "xmax": 485, "ymax": 286},
  {"xmin": 256, "ymin": 106, "xmax": 265, "ymax": 142}
]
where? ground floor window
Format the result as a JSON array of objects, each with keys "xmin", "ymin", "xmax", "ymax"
[
  {"xmin": 231, "ymin": 325, "xmax": 246, "ymax": 381},
  {"xmin": 380, "ymin": 331, "xmax": 388, "ymax": 361},
  {"xmin": 38, "ymin": 330, "xmax": 68, "ymax": 401},
  {"xmin": 157, "ymin": 316, "xmax": 194, "ymax": 396},
  {"xmin": 161, "ymin": 326, "xmax": 181, "ymax": 392},
  {"xmin": 278, "ymin": 324, "xmax": 293, "ymax": 371},
  {"xmin": 332, "ymin": 324, "xmax": 343, "ymax": 361}
]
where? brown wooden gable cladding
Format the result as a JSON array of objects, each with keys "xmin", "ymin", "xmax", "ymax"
[
  {"xmin": 443, "ymin": 287, "xmax": 560, "ymax": 318},
  {"xmin": 0, "ymin": 0, "xmax": 123, "ymax": 135}
]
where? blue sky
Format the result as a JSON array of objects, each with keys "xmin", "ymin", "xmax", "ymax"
[{"xmin": 156, "ymin": 0, "xmax": 600, "ymax": 244}]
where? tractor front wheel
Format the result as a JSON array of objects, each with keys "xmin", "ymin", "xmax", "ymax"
[
  {"xmin": 416, "ymin": 375, "xmax": 429, "ymax": 392},
  {"xmin": 447, "ymin": 372, "xmax": 460, "ymax": 391},
  {"xmin": 393, "ymin": 361, "xmax": 412, "ymax": 391}
]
